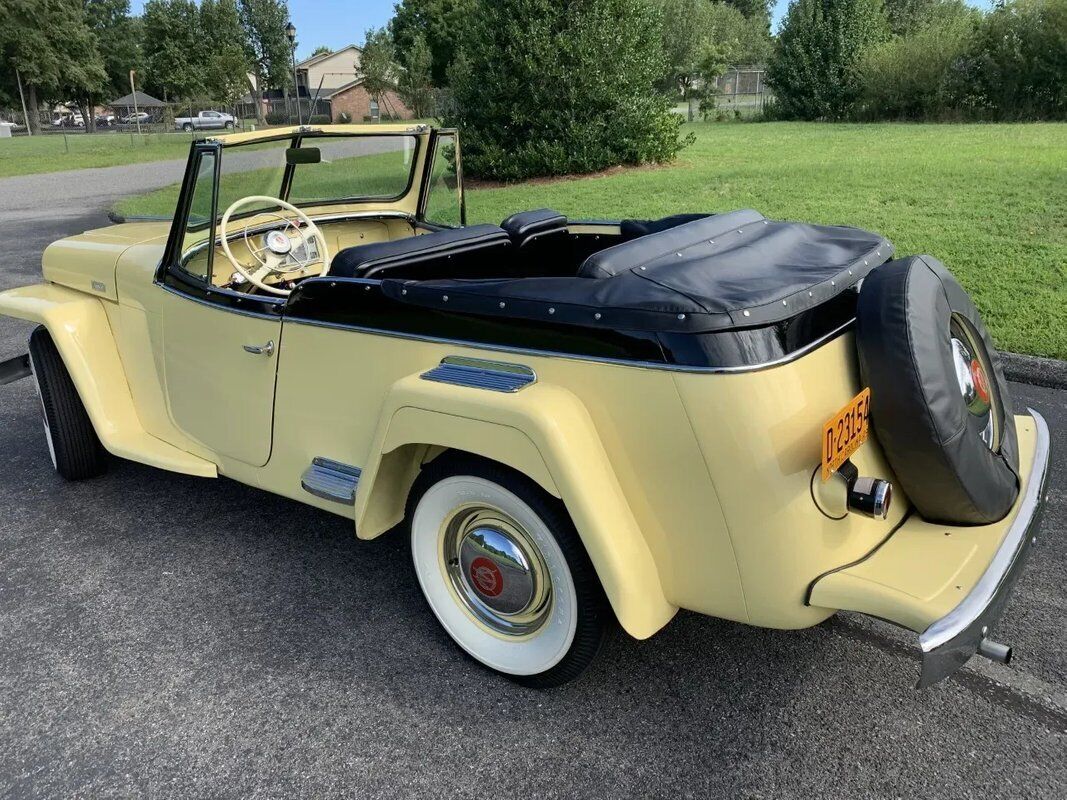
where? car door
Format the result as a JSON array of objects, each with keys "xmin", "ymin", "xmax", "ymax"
[{"xmin": 159, "ymin": 144, "xmax": 282, "ymax": 467}]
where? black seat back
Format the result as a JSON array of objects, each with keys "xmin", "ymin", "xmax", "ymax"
[
  {"xmin": 501, "ymin": 208, "xmax": 568, "ymax": 249},
  {"xmin": 329, "ymin": 224, "xmax": 511, "ymax": 280}
]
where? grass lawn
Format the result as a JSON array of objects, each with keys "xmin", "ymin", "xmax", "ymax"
[
  {"xmin": 467, "ymin": 122, "xmax": 1067, "ymax": 359},
  {"xmin": 0, "ymin": 132, "xmax": 199, "ymax": 177},
  {"xmin": 112, "ymin": 121, "xmax": 1066, "ymax": 358}
]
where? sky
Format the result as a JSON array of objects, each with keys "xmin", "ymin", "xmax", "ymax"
[{"xmin": 130, "ymin": 0, "xmax": 995, "ymax": 62}]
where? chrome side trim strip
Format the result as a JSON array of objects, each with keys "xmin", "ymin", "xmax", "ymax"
[
  {"xmin": 284, "ymin": 316, "xmax": 856, "ymax": 375},
  {"xmin": 917, "ymin": 408, "xmax": 1051, "ymax": 685},
  {"xmin": 0, "ymin": 353, "xmax": 31, "ymax": 386},
  {"xmin": 421, "ymin": 356, "xmax": 537, "ymax": 392},
  {"xmin": 301, "ymin": 457, "xmax": 362, "ymax": 505}
]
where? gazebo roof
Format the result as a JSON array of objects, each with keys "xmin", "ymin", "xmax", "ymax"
[{"xmin": 109, "ymin": 91, "xmax": 166, "ymax": 108}]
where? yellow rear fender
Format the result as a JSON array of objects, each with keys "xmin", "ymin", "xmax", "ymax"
[
  {"xmin": 354, "ymin": 372, "xmax": 677, "ymax": 640},
  {"xmin": 0, "ymin": 284, "xmax": 216, "ymax": 477}
]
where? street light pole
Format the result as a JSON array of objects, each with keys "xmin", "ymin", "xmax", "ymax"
[{"xmin": 285, "ymin": 22, "xmax": 301, "ymax": 126}]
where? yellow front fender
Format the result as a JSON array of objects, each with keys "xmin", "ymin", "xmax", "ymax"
[
  {"xmin": 353, "ymin": 373, "xmax": 677, "ymax": 640},
  {"xmin": 0, "ymin": 284, "xmax": 216, "ymax": 477}
]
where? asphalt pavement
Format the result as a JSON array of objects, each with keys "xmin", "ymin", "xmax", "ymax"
[{"xmin": 0, "ymin": 184, "xmax": 1064, "ymax": 798}]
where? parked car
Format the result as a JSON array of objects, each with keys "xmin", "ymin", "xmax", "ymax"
[
  {"xmin": 120, "ymin": 111, "xmax": 150, "ymax": 124},
  {"xmin": 95, "ymin": 113, "xmax": 116, "ymax": 127},
  {"xmin": 0, "ymin": 124, "xmax": 1050, "ymax": 690},
  {"xmin": 51, "ymin": 112, "xmax": 84, "ymax": 128},
  {"xmin": 174, "ymin": 110, "xmax": 236, "ymax": 131}
]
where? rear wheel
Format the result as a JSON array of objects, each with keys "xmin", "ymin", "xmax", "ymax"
[
  {"xmin": 408, "ymin": 457, "xmax": 607, "ymax": 687},
  {"xmin": 28, "ymin": 327, "xmax": 107, "ymax": 481},
  {"xmin": 182, "ymin": 122, "xmax": 193, "ymax": 132}
]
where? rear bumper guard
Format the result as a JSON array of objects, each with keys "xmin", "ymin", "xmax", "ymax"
[{"xmin": 917, "ymin": 408, "xmax": 1051, "ymax": 687}]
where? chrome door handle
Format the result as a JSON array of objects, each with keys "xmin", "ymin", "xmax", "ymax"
[{"xmin": 243, "ymin": 340, "xmax": 275, "ymax": 357}]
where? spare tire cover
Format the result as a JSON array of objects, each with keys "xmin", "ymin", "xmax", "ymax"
[{"xmin": 857, "ymin": 256, "xmax": 1019, "ymax": 524}]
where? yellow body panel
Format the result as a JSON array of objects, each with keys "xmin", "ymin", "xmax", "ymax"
[
  {"xmin": 0, "ymin": 283, "xmax": 216, "ymax": 477},
  {"xmin": 808, "ymin": 415, "xmax": 1040, "ymax": 632},
  {"xmin": 671, "ymin": 333, "xmax": 907, "ymax": 629}
]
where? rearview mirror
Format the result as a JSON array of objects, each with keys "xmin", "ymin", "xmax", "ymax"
[{"xmin": 286, "ymin": 147, "xmax": 321, "ymax": 165}]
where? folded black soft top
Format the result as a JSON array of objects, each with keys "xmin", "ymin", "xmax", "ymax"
[{"xmin": 383, "ymin": 210, "xmax": 893, "ymax": 333}]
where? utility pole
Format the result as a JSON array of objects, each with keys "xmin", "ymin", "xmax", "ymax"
[
  {"xmin": 15, "ymin": 69, "xmax": 32, "ymax": 136},
  {"xmin": 129, "ymin": 70, "xmax": 142, "ymax": 135}
]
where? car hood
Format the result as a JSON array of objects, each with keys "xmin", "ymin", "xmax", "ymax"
[{"xmin": 42, "ymin": 221, "xmax": 170, "ymax": 301}]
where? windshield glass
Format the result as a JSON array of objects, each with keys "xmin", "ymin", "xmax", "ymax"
[{"xmin": 119, "ymin": 133, "xmax": 418, "ymax": 225}]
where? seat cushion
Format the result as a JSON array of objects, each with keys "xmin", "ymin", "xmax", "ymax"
[
  {"xmin": 578, "ymin": 209, "xmax": 765, "ymax": 279},
  {"xmin": 500, "ymin": 208, "xmax": 568, "ymax": 248},
  {"xmin": 329, "ymin": 224, "xmax": 510, "ymax": 279}
]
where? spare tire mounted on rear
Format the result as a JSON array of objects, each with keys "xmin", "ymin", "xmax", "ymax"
[{"xmin": 857, "ymin": 256, "xmax": 1019, "ymax": 525}]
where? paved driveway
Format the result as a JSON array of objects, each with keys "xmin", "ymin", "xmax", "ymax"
[{"xmin": 0, "ymin": 181, "xmax": 1064, "ymax": 798}]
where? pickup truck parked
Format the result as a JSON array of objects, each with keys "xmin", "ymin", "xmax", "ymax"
[{"xmin": 174, "ymin": 110, "xmax": 236, "ymax": 131}]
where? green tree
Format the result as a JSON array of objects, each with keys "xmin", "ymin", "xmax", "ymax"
[
  {"xmin": 142, "ymin": 0, "xmax": 204, "ymax": 101},
  {"xmin": 311, "ymin": 45, "xmax": 332, "ymax": 56},
  {"xmin": 948, "ymin": 0, "xmax": 1067, "ymax": 120},
  {"xmin": 445, "ymin": 0, "xmax": 689, "ymax": 181},
  {"xmin": 239, "ymin": 0, "xmax": 292, "ymax": 124},
  {"xmin": 859, "ymin": 1, "xmax": 977, "ymax": 118},
  {"xmin": 767, "ymin": 0, "xmax": 889, "ymax": 120},
  {"xmin": 396, "ymin": 32, "xmax": 434, "ymax": 117},
  {"xmin": 0, "ymin": 0, "xmax": 107, "ymax": 133},
  {"xmin": 201, "ymin": 0, "xmax": 251, "ymax": 106},
  {"xmin": 360, "ymin": 26, "xmax": 401, "ymax": 118},
  {"xmin": 390, "ymin": 0, "xmax": 477, "ymax": 86},
  {"xmin": 707, "ymin": 1, "xmax": 774, "ymax": 64},
  {"xmin": 722, "ymin": 0, "xmax": 772, "ymax": 23},
  {"xmin": 83, "ymin": 0, "xmax": 142, "ymax": 128}
]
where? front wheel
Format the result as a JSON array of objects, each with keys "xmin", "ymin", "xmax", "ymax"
[
  {"xmin": 224, "ymin": 121, "xmax": 234, "ymax": 130},
  {"xmin": 409, "ymin": 458, "xmax": 607, "ymax": 687},
  {"xmin": 28, "ymin": 327, "xmax": 107, "ymax": 480}
]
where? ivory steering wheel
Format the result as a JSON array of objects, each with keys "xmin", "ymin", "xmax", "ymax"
[{"xmin": 219, "ymin": 196, "xmax": 331, "ymax": 296}]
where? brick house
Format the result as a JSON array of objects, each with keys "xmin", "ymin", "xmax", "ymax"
[{"xmin": 327, "ymin": 79, "xmax": 415, "ymax": 122}]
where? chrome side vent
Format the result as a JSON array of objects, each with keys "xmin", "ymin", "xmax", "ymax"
[
  {"xmin": 421, "ymin": 356, "xmax": 536, "ymax": 393},
  {"xmin": 301, "ymin": 458, "xmax": 361, "ymax": 505}
]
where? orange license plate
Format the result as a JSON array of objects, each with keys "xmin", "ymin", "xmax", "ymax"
[{"xmin": 821, "ymin": 388, "xmax": 871, "ymax": 481}]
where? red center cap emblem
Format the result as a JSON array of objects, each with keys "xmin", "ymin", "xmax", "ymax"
[
  {"xmin": 970, "ymin": 359, "xmax": 991, "ymax": 402},
  {"xmin": 469, "ymin": 556, "xmax": 504, "ymax": 597}
]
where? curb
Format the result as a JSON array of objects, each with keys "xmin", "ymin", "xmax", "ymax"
[{"xmin": 1001, "ymin": 351, "xmax": 1067, "ymax": 391}]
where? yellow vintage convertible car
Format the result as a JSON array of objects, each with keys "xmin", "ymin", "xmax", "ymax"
[{"xmin": 0, "ymin": 124, "xmax": 1051, "ymax": 688}]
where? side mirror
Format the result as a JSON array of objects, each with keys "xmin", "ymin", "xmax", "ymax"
[{"xmin": 286, "ymin": 147, "xmax": 321, "ymax": 165}]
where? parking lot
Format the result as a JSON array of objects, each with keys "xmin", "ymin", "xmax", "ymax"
[{"xmin": 0, "ymin": 170, "xmax": 1064, "ymax": 798}]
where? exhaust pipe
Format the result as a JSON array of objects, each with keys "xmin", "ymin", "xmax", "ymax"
[
  {"xmin": 978, "ymin": 637, "xmax": 1013, "ymax": 665},
  {"xmin": 847, "ymin": 476, "xmax": 893, "ymax": 520}
]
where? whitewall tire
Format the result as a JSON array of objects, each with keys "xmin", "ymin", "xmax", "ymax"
[{"xmin": 409, "ymin": 457, "xmax": 607, "ymax": 687}]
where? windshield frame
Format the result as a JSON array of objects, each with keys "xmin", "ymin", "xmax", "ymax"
[{"xmin": 161, "ymin": 128, "xmax": 425, "ymax": 280}]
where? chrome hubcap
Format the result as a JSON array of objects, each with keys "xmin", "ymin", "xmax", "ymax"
[
  {"xmin": 443, "ymin": 506, "xmax": 552, "ymax": 636},
  {"xmin": 950, "ymin": 320, "xmax": 996, "ymax": 451}
]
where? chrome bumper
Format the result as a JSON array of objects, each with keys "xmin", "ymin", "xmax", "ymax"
[{"xmin": 917, "ymin": 408, "xmax": 1052, "ymax": 687}]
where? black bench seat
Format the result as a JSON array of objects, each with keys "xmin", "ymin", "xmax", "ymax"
[{"xmin": 329, "ymin": 224, "xmax": 511, "ymax": 280}]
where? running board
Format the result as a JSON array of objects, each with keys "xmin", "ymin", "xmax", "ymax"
[
  {"xmin": 0, "ymin": 354, "xmax": 31, "ymax": 385},
  {"xmin": 301, "ymin": 457, "xmax": 361, "ymax": 505}
]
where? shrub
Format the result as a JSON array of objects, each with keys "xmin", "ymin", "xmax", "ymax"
[
  {"xmin": 767, "ymin": 0, "xmax": 889, "ymax": 120},
  {"xmin": 444, "ymin": 0, "xmax": 689, "ymax": 181},
  {"xmin": 337, "ymin": 111, "xmax": 352, "ymax": 123},
  {"xmin": 859, "ymin": 2, "xmax": 978, "ymax": 119},
  {"xmin": 946, "ymin": 0, "xmax": 1067, "ymax": 120},
  {"xmin": 307, "ymin": 114, "xmax": 332, "ymax": 125}
]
